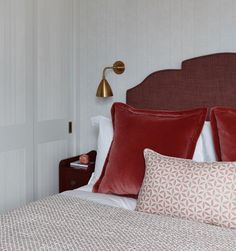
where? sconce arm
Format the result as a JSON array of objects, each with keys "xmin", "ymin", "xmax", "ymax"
[{"xmin": 102, "ymin": 66, "xmax": 113, "ymax": 79}]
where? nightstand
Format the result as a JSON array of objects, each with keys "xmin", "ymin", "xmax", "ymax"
[{"xmin": 59, "ymin": 151, "xmax": 96, "ymax": 193}]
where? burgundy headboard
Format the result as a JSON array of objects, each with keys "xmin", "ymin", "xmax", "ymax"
[{"xmin": 126, "ymin": 53, "xmax": 236, "ymax": 119}]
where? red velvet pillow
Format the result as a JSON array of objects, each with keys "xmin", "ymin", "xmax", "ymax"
[
  {"xmin": 93, "ymin": 103, "xmax": 207, "ymax": 197},
  {"xmin": 210, "ymin": 107, "xmax": 236, "ymax": 161}
]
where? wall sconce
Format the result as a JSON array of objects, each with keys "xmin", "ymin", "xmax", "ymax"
[{"xmin": 96, "ymin": 61, "xmax": 125, "ymax": 98}]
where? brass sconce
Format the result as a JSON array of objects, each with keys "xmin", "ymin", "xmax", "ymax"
[{"xmin": 96, "ymin": 61, "xmax": 125, "ymax": 98}]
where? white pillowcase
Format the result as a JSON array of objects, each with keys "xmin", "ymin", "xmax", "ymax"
[
  {"xmin": 89, "ymin": 116, "xmax": 113, "ymax": 186},
  {"xmin": 89, "ymin": 116, "xmax": 217, "ymax": 186},
  {"xmin": 192, "ymin": 121, "xmax": 217, "ymax": 162}
]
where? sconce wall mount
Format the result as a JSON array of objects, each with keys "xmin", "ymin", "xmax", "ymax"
[{"xmin": 96, "ymin": 61, "xmax": 125, "ymax": 98}]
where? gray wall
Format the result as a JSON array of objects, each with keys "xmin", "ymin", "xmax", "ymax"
[{"xmin": 74, "ymin": 0, "xmax": 236, "ymax": 153}]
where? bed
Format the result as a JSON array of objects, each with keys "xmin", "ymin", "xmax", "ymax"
[{"xmin": 1, "ymin": 53, "xmax": 236, "ymax": 251}]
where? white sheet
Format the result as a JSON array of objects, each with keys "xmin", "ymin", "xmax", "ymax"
[{"xmin": 62, "ymin": 185, "xmax": 137, "ymax": 211}]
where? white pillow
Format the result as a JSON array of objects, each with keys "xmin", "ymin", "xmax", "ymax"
[
  {"xmin": 89, "ymin": 117, "xmax": 217, "ymax": 185},
  {"xmin": 89, "ymin": 116, "xmax": 113, "ymax": 186},
  {"xmin": 193, "ymin": 121, "xmax": 217, "ymax": 162}
]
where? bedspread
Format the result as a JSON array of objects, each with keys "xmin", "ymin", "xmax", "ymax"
[{"xmin": 0, "ymin": 195, "xmax": 235, "ymax": 251}]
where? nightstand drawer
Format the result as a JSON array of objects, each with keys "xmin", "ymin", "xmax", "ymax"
[{"xmin": 61, "ymin": 168, "xmax": 92, "ymax": 191}]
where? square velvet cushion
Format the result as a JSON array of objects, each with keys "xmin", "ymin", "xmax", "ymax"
[
  {"xmin": 93, "ymin": 103, "xmax": 207, "ymax": 197},
  {"xmin": 136, "ymin": 149, "xmax": 236, "ymax": 229},
  {"xmin": 211, "ymin": 107, "xmax": 236, "ymax": 161}
]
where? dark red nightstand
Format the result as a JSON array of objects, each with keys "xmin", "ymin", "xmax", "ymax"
[{"xmin": 59, "ymin": 151, "xmax": 96, "ymax": 193}]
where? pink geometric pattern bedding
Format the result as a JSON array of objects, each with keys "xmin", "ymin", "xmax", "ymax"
[{"xmin": 136, "ymin": 149, "xmax": 236, "ymax": 229}]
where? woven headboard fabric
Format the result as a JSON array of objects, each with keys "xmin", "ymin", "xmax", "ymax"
[{"xmin": 127, "ymin": 53, "xmax": 236, "ymax": 119}]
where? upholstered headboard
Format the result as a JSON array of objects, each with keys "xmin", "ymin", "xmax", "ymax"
[{"xmin": 126, "ymin": 53, "xmax": 236, "ymax": 119}]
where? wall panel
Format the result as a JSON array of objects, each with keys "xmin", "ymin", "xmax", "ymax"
[
  {"xmin": 0, "ymin": 0, "xmax": 34, "ymax": 213},
  {"xmin": 0, "ymin": 0, "xmax": 28, "ymax": 127},
  {"xmin": 37, "ymin": 0, "xmax": 72, "ymax": 122},
  {"xmin": 37, "ymin": 140, "xmax": 68, "ymax": 199},
  {"xmin": 0, "ymin": 0, "xmax": 74, "ymax": 213},
  {"xmin": 35, "ymin": 0, "xmax": 74, "ymax": 199},
  {"xmin": 0, "ymin": 149, "xmax": 26, "ymax": 213}
]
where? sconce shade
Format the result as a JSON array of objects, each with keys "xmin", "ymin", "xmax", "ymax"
[{"xmin": 96, "ymin": 78, "xmax": 113, "ymax": 97}]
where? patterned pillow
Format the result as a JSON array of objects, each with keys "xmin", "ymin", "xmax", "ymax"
[{"xmin": 136, "ymin": 149, "xmax": 236, "ymax": 229}]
